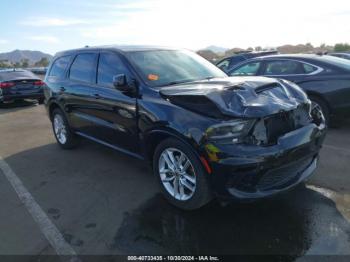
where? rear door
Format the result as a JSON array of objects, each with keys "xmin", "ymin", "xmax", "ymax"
[
  {"xmin": 64, "ymin": 52, "xmax": 99, "ymax": 135},
  {"xmin": 87, "ymin": 51, "xmax": 139, "ymax": 154}
]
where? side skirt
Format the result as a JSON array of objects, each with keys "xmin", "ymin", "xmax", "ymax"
[{"xmin": 75, "ymin": 131, "xmax": 144, "ymax": 160}]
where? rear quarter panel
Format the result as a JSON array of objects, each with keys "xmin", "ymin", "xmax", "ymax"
[{"xmin": 297, "ymin": 75, "xmax": 350, "ymax": 115}]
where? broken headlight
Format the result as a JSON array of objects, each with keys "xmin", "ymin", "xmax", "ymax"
[{"xmin": 206, "ymin": 120, "xmax": 254, "ymax": 144}]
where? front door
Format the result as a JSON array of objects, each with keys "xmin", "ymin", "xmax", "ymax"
[{"xmin": 86, "ymin": 52, "xmax": 139, "ymax": 154}]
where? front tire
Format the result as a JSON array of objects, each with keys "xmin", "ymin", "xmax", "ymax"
[
  {"xmin": 52, "ymin": 108, "xmax": 79, "ymax": 149},
  {"xmin": 38, "ymin": 98, "xmax": 44, "ymax": 105},
  {"xmin": 310, "ymin": 96, "xmax": 330, "ymax": 126},
  {"xmin": 153, "ymin": 138, "xmax": 212, "ymax": 210}
]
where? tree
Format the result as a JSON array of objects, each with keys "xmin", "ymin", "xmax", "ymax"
[
  {"xmin": 0, "ymin": 60, "xmax": 9, "ymax": 68},
  {"xmin": 21, "ymin": 59, "xmax": 29, "ymax": 68},
  {"xmin": 306, "ymin": 42, "xmax": 313, "ymax": 48},
  {"xmin": 334, "ymin": 43, "xmax": 350, "ymax": 52},
  {"xmin": 34, "ymin": 57, "xmax": 49, "ymax": 67},
  {"xmin": 255, "ymin": 46, "xmax": 262, "ymax": 51}
]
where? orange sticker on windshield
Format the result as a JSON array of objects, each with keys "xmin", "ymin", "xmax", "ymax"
[{"xmin": 148, "ymin": 74, "xmax": 159, "ymax": 81}]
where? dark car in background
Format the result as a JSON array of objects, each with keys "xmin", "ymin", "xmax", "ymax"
[
  {"xmin": 0, "ymin": 69, "xmax": 45, "ymax": 105},
  {"xmin": 328, "ymin": 52, "xmax": 350, "ymax": 60},
  {"xmin": 227, "ymin": 54, "xmax": 350, "ymax": 124},
  {"xmin": 216, "ymin": 50, "xmax": 278, "ymax": 73},
  {"xmin": 44, "ymin": 46, "xmax": 326, "ymax": 210},
  {"xmin": 28, "ymin": 67, "xmax": 48, "ymax": 75}
]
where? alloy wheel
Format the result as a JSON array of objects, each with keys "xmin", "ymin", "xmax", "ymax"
[
  {"xmin": 53, "ymin": 114, "xmax": 67, "ymax": 144},
  {"xmin": 158, "ymin": 148, "xmax": 197, "ymax": 201}
]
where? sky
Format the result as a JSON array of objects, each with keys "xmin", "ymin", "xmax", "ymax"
[{"xmin": 0, "ymin": 0, "xmax": 349, "ymax": 55}]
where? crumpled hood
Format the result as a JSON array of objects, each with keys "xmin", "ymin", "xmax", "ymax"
[{"xmin": 159, "ymin": 76, "xmax": 309, "ymax": 118}]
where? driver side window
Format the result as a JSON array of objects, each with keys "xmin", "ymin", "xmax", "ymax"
[
  {"xmin": 97, "ymin": 52, "xmax": 129, "ymax": 88},
  {"xmin": 229, "ymin": 62, "xmax": 261, "ymax": 76}
]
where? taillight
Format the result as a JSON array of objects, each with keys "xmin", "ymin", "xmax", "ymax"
[
  {"xmin": 0, "ymin": 82, "xmax": 15, "ymax": 88},
  {"xmin": 33, "ymin": 80, "xmax": 45, "ymax": 86}
]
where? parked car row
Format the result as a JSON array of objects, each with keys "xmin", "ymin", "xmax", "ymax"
[
  {"xmin": 225, "ymin": 54, "xmax": 350, "ymax": 124},
  {"xmin": 43, "ymin": 46, "xmax": 326, "ymax": 210},
  {"xmin": 328, "ymin": 52, "xmax": 350, "ymax": 60}
]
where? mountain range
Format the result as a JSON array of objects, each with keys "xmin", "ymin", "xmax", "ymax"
[
  {"xmin": 0, "ymin": 50, "xmax": 53, "ymax": 64},
  {"xmin": 202, "ymin": 45, "xmax": 229, "ymax": 54}
]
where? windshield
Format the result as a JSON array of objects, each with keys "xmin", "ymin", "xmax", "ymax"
[
  {"xmin": 321, "ymin": 55, "xmax": 350, "ymax": 71},
  {"xmin": 126, "ymin": 49, "xmax": 227, "ymax": 87}
]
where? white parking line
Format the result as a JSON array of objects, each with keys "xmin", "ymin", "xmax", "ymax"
[{"xmin": 0, "ymin": 156, "xmax": 79, "ymax": 261}]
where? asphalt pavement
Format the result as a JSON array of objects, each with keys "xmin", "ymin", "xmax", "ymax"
[{"xmin": 0, "ymin": 101, "xmax": 349, "ymax": 260}]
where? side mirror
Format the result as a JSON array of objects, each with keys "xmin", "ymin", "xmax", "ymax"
[{"xmin": 113, "ymin": 74, "xmax": 137, "ymax": 94}]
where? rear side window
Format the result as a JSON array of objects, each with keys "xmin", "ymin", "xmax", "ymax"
[
  {"xmin": 97, "ymin": 53, "xmax": 129, "ymax": 87},
  {"xmin": 264, "ymin": 60, "xmax": 304, "ymax": 75},
  {"xmin": 49, "ymin": 56, "xmax": 71, "ymax": 78},
  {"xmin": 69, "ymin": 53, "xmax": 97, "ymax": 83}
]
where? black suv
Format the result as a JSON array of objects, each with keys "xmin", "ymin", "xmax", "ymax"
[{"xmin": 44, "ymin": 46, "xmax": 326, "ymax": 210}]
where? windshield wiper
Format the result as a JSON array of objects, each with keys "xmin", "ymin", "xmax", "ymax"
[
  {"xmin": 201, "ymin": 76, "xmax": 217, "ymax": 81},
  {"xmin": 161, "ymin": 76, "xmax": 219, "ymax": 87},
  {"xmin": 164, "ymin": 79, "xmax": 196, "ymax": 86}
]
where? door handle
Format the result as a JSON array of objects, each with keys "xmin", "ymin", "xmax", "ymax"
[{"xmin": 94, "ymin": 94, "xmax": 101, "ymax": 99}]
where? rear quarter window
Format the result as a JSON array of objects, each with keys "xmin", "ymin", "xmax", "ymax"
[{"xmin": 303, "ymin": 63, "xmax": 318, "ymax": 74}]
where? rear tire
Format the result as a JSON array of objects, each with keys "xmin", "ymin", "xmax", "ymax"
[
  {"xmin": 153, "ymin": 138, "xmax": 212, "ymax": 210},
  {"xmin": 51, "ymin": 108, "xmax": 79, "ymax": 149}
]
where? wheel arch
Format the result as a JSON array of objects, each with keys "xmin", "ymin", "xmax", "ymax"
[
  {"xmin": 306, "ymin": 91, "xmax": 332, "ymax": 113},
  {"xmin": 143, "ymin": 128, "xmax": 201, "ymax": 163},
  {"xmin": 48, "ymin": 100, "xmax": 64, "ymax": 121}
]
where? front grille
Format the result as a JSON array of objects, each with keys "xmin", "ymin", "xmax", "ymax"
[
  {"xmin": 265, "ymin": 112, "xmax": 295, "ymax": 144},
  {"xmin": 257, "ymin": 156, "xmax": 313, "ymax": 191},
  {"xmin": 252, "ymin": 104, "xmax": 311, "ymax": 145}
]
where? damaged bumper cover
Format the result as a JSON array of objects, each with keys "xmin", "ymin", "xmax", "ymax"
[
  {"xmin": 204, "ymin": 123, "xmax": 326, "ymax": 200},
  {"xmin": 160, "ymin": 76, "xmax": 327, "ymax": 200}
]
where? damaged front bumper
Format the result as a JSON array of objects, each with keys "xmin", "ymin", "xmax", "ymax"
[{"xmin": 204, "ymin": 123, "xmax": 326, "ymax": 200}]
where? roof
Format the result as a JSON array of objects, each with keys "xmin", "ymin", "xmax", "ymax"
[
  {"xmin": 329, "ymin": 52, "xmax": 350, "ymax": 55},
  {"xmin": 55, "ymin": 45, "xmax": 181, "ymax": 57},
  {"xmin": 253, "ymin": 54, "xmax": 324, "ymax": 60},
  {"xmin": 0, "ymin": 68, "xmax": 26, "ymax": 73}
]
